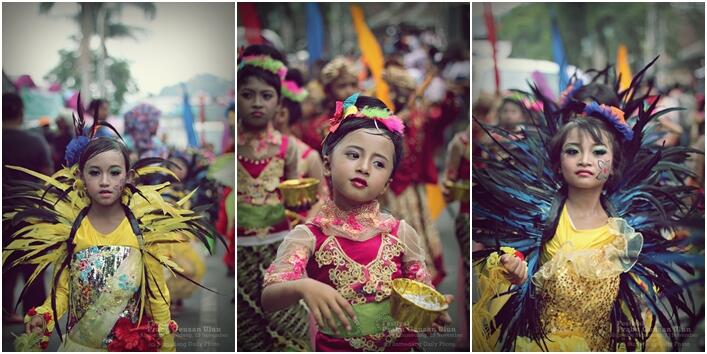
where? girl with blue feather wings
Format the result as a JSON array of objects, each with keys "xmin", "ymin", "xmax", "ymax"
[{"xmin": 472, "ymin": 57, "xmax": 704, "ymax": 351}]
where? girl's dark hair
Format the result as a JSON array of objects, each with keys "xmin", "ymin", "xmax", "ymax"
[
  {"xmin": 321, "ymin": 95, "xmax": 404, "ymax": 175},
  {"xmin": 548, "ymin": 115, "xmax": 624, "ymax": 191},
  {"xmin": 78, "ymin": 137, "xmax": 131, "ymax": 172},
  {"xmin": 281, "ymin": 68, "xmax": 304, "ymax": 124},
  {"xmin": 237, "ymin": 45, "xmax": 287, "ymax": 98}
]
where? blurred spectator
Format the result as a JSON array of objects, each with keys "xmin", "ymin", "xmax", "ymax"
[
  {"xmin": 291, "ymin": 56, "xmax": 359, "ymax": 152},
  {"xmin": 123, "ymin": 103, "xmax": 167, "ymax": 159},
  {"xmin": 497, "ymin": 94, "xmax": 529, "ymax": 133},
  {"xmin": 51, "ymin": 115, "xmax": 74, "ymax": 171},
  {"xmin": 666, "ymin": 85, "xmax": 696, "ymax": 147},
  {"xmin": 87, "ymin": 98, "xmax": 115, "ymax": 138},
  {"xmin": 652, "ymin": 95, "xmax": 684, "ymax": 147},
  {"xmin": 2, "ymin": 92, "xmax": 51, "ymax": 324}
]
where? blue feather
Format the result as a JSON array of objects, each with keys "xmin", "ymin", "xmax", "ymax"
[
  {"xmin": 65, "ymin": 136, "xmax": 90, "ymax": 167},
  {"xmin": 343, "ymin": 92, "xmax": 360, "ymax": 110}
]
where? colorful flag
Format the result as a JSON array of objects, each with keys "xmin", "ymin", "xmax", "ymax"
[
  {"xmin": 238, "ymin": 3, "xmax": 263, "ymax": 45},
  {"xmin": 616, "ymin": 44, "xmax": 633, "ymax": 92},
  {"xmin": 181, "ymin": 83, "xmax": 199, "ymax": 148},
  {"xmin": 551, "ymin": 11, "xmax": 568, "ymax": 93},
  {"xmin": 350, "ymin": 4, "xmax": 393, "ymax": 110},
  {"xmin": 306, "ymin": 3, "xmax": 324, "ymax": 69},
  {"xmin": 532, "ymin": 71, "xmax": 555, "ymax": 101}
]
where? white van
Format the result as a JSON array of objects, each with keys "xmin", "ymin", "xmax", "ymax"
[{"xmin": 473, "ymin": 57, "xmax": 585, "ymax": 102}]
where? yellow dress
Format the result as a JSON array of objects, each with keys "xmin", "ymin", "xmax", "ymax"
[
  {"xmin": 4, "ymin": 163, "xmax": 212, "ymax": 352},
  {"xmin": 515, "ymin": 205, "xmax": 658, "ymax": 351},
  {"xmin": 474, "ymin": 205, "xmax": 661, "ymax": 351},
  {"xmin": 41, "ymin": 217, "xmax": 175, "ymax": 351}
]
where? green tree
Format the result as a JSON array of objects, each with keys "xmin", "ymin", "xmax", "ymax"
[
  {"xmin": 45, "ymin": 48, "xmax": 138, "ymax": 113},
  {"xmin": 496, "ymin": 3, "xmax": 703, "ymax": 73},
  {"xmin": 39, "ymin": 3, "xmax": 155, "ymax": 105}
]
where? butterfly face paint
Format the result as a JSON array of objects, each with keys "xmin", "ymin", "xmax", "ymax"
[{"xmin": 596, "ymin": 159, "xmax": 611, "ymax": 182}]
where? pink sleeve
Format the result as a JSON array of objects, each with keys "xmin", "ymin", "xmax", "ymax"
[
  {"xmin": 263, "ymin": 225, "xmax": 315, "ymax": 288},
  {"xmin": 397, "ymin": 220, "xmax": 433, "ymax": 286}
]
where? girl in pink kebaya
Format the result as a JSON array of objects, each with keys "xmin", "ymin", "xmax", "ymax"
[{"xmin": 261, "ymin": 93, "xmax": 453, "ymax": 351}]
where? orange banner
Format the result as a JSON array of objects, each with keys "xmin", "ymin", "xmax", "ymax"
[
  {"xmin": 350, "ymin": 4, "xmax": 394, "ymax": 110},
  {"xmin": 616, "ymin": 44, "xmax": 633, "ymax": 92}
]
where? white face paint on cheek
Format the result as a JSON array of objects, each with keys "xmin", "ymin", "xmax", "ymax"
[{"xmin": 596, "ymin": 159, "xmax": 611, "ymax": 181}]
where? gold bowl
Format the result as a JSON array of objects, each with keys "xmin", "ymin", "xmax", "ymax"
[
  {"xmin": 390, "ymin": 278, "xmax": 448, "ymax": 331},
  {"xmin": 277, "ymin": 178, "xmax": 320, "ymax": 208},
  {"xmin": 447, "ymin": 181, "xmax": 470, "ymax": 203}
]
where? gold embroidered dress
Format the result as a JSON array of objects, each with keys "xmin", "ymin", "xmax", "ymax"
[
  {"xmin": 236, "ymin": 123, "xmax": 310, "ymax": 351},
  {"xmin": 264, "ymin": 200, "xmax": 435, "ymax": 351},
  {"xmin": 476, "ymin": 205, "xmax": 647, "ymax": 351}
]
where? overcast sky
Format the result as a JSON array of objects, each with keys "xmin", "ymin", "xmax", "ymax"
[{"xmin": 2, "ymin": 2, "xmax": 234, "ymax": 96}]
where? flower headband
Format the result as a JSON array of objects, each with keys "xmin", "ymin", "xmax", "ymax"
[
  {"xmin": 282, "ymin": 79, "xmax": 308, "ymax": 102},
  {"xmin": 582, "ymin": 101, "xmax": 634, "ymax": 142},
  {"xmin": 237, "ymin": 55, "xmax": 287, "ymax": 81},
  {"xmin": 328, "ymin": 93, "xmax": 404, "ymax": 135}
]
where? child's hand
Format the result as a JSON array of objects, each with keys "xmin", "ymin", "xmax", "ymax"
[
  {"xmin": 431, "ymin": 294, "xmax": 454, "ymax": 332},
  {"xmin": 25, "ymin": 315, "xmax": 45, "ymax": 335},
  {"xmin": 500, "ymin": 253, "xmax": 528, "ymax": 285},
  {"xmin": 297, "ymin": 278, "xmax": 357, "ymax": 335},
  {"xmin": 440, "ymin": 180, "xmax": 454, "ymax": 203}
]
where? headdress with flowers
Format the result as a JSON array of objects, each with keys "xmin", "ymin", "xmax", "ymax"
[
  {"xmin": 327, "ymin": 93, "xmax": 405, "ymax": 136},
  {"xmin": 282, "ymin": 79, "xmax": 309, "ymax": 102},
  {"xmin": 582, "ymin": 101, "xmax": 633, "ymax": 142},
  {"xmin": 237, "ymin": 55, "xmax": 288, "ymax": 81}
]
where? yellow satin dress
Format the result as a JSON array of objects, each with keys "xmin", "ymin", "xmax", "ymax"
[{"xmin": 474, "ymin": 205, "xmax": 664, "ymax": 351}]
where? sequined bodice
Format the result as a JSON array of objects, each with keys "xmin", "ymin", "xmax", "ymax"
[
  {"xmin": 539, "ymin": 266, "xmax": 620, "ymax": 351},
  {"xmin": 68, "ymin": 246, "xmax": 141, "ymax": 331}
]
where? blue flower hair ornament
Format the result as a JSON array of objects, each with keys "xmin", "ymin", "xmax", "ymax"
[{"xmin": 65, "ymin": 136, "xmax": 90, "ymax": 166}]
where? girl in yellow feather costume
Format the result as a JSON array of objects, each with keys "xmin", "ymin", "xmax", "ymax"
[{"xmin": 3, "ymin": 100, "xmax": 221, "ymax": 351}]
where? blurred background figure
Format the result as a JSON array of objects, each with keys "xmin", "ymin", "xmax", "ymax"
[{"xmin": 2, "ymin": 92, "xmax": 51, "ymax": 325}]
